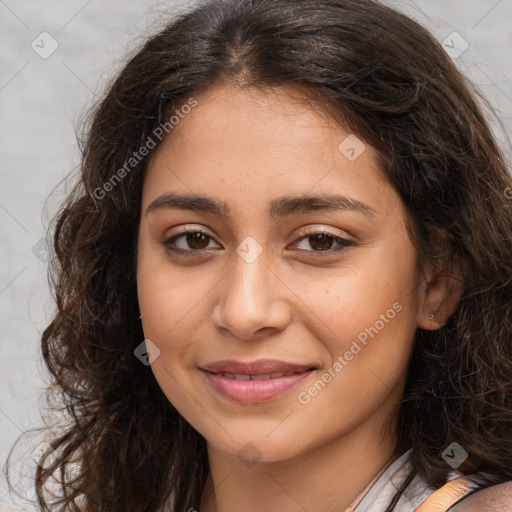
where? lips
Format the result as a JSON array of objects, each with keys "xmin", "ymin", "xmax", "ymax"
[
  {"xmin": 200, "ymin": 359, "xmax": 315, "ymax": 376},
  {"xmin": 199, "ymin": 359, "xmax": 316, "ymax": 403},
  {"xmin": 213, "ymin": 371, "xmax": 301, "ymax": 380}
]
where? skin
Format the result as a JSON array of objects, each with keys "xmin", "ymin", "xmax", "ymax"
[
  {"xmin": 450, "ymin": 482, "xmax": 512, "ymax": 512},
  {"xmin": 136, "ymin": 84, "xmax": 463, "ymax": 512},
  {"xmin": 449, "ymin": 481, "xmax": 512, "ymax": 511}
]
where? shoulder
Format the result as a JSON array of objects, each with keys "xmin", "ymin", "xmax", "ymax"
[{"xmin": 448, "ymin": 480, "xmax": 512, "ymax": 512}]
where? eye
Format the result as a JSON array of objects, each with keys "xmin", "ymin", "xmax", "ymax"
[
  {"xmin": 290, "ymin": 229, "xmax": 353, "ymax": 256},
  {"xmin": 162, "ymin": 227, "xmax": 353, "ymax": 257},
  {"xmin": 162, "ymin": 229, "xmax": 221, "ymax": 255}
]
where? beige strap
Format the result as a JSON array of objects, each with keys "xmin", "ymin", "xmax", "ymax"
[{"xmin": 415, "ymin": 474, "xmax": 483, "ymax": 511}]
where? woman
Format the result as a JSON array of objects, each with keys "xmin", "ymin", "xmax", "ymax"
[{"xmin": 6, "ymin": 0, "xmax": 512, "ymax": 510}]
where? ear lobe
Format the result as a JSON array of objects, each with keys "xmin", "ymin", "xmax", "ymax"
[
  {"xmin": 417, "ymin": 228, "xmax": 465, "ymax": 330},
  {"xmin": 418, "ymin": 269, "xmax": 464, "ymax": 330}
]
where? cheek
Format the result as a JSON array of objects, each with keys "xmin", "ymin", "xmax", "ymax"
[
  {"xmin": 309, "ymin": 240, "xmax": 420, "ymax": 385},
  {"xmin": 137, "ymin": 229, "xmax": 189, "ymax": 322},
  {"xmin": 136, "ymin": 251, "xmax": 205, "ymax": 416},
  {"xmin": 293, "ymin": 283, "xmax": 417, "ymax": 437},
  {"xmin": 138, "ymin": 277, "xmax": 206, "ymax": 358},
  {"xmin": 137, "ymin": 240, "xmax": 195, "ymax": 357}
]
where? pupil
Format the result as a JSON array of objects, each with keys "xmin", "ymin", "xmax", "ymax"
[
  {"xmin": 310, "ymin": 234, "xmax": 332, "ymax": 251},
  {"xmin": 187, "ymin": 232, "xmax": 209, "ymax": 249}
]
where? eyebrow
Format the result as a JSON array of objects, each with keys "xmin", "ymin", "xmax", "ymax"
[{"xmin": 145, "ymin": 192, "xmax": 376, "ymax": 218}]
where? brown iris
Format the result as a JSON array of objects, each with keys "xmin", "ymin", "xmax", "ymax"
[
  {"xmin": 186, "ymin": 232, "xmax": 210, "ymax": 250},
  {"xmin": 308, "ymin": 233, "xmax": 334, "ymax": 251}
]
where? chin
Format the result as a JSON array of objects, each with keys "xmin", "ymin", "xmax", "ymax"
[{"xmin": 200, "ymin": 423, "xmax": 309, "ymax": 465}]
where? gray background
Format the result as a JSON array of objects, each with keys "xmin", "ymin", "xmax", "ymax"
[{"xmin": 1, "ymin": 0, "xmax": 511, "ymax": 509}]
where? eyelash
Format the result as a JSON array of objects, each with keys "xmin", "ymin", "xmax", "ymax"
[{"xmin": 162, "ymin": 228, "xmax": 353, "ymax": 257}]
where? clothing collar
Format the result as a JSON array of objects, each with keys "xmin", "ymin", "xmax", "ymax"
[{"xmin": 353, "ymin": 449, "xmax": 435, "ymax": 511}]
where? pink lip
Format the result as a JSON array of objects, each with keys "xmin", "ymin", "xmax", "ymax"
[{"xmin": 199, "ymin": 359, "xmax": 316, "ymax": 403}]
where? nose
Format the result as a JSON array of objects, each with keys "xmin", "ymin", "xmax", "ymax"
[{"xmin": 210, "ymin": 249, "xmax": 293, "ymax": 341}]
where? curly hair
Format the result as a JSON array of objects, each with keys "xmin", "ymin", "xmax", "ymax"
[{"xmin": 5, "ymin": 0, "xmax": 512, "ymax": 511}]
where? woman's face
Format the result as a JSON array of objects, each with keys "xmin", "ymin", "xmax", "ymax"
[{"xmin": 136, "ymin": 84, "xmax": 429, "ymax": 463}]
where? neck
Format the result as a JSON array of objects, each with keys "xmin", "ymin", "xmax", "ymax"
[{"xmin": 199, "ymin": 410, "xmax": 402, "ymax": 512}]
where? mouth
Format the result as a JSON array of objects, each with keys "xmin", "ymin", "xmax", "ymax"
[
  {"xmin": 205, "ymin": 371, "xmax": 310, "ymax": 380},
  {"xmin": 199, "ymin": 359, "xmax": 317, "ymax": 403}
]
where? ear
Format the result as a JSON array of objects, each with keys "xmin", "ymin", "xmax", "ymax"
[{"xmin": 417, "ymin": 228, "xmax": 465, "ymax": 331}]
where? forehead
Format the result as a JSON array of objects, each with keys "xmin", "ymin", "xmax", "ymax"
[
  {"xmin": 142, "ymin": 84, "xmax": 398, "ymax": 221},
  {"xmin": 159, "ymin": 84, "xmax": 344, "ymax": 160}
]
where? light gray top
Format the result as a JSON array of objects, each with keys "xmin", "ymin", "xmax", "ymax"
[{"xmin": 354, "ymin": 449, "xmax": 437, "ymax": 511}]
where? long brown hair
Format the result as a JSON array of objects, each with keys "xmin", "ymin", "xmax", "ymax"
[{"xmin": 5, "ymin": 0, "xmax": 512, "ymax": 511}]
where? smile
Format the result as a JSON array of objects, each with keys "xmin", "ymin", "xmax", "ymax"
[
  {"xmin": 214, "ymin": 371, "xmax": 302, "ymax": 380},
  {"xmin": 200, "ymin": 365, "xmax": 315, "ymax": 403}
]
